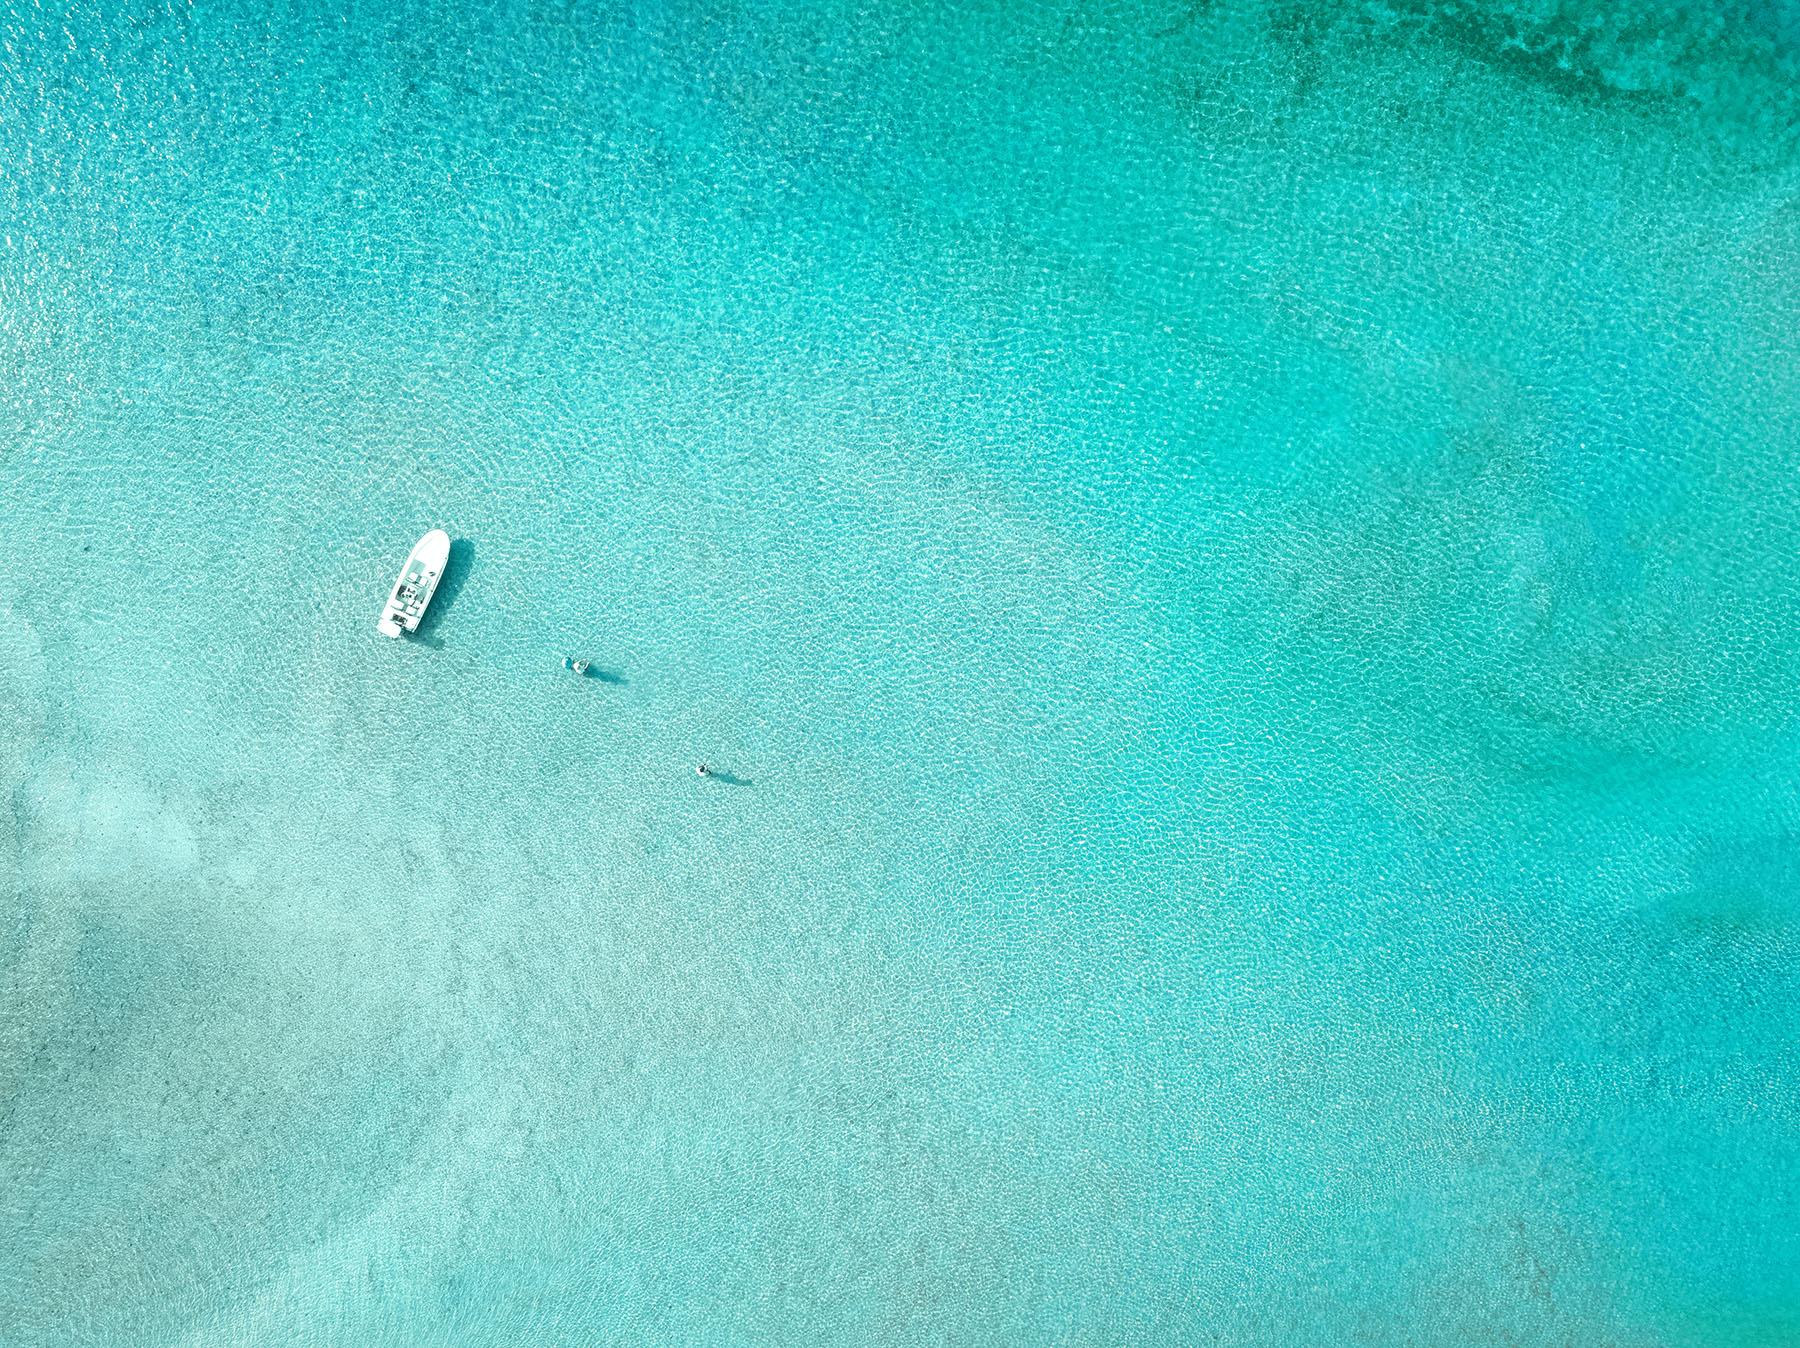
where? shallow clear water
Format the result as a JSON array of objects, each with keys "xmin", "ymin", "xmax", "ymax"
[{"xmin": 2, "ymin": 1, "xmax": 1798, "ymax": 1343}]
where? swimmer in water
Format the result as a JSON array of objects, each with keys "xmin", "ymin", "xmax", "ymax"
[{"xmin": 696, "ymin": 763, "xmax": 710, "ymax": 777}]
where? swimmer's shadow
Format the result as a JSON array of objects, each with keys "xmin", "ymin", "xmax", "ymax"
[
  {"xmin": 706, "ymin": 770, "xmax": 753, "ymax": 787},
  {"xmin": 577, "ymin": 667, "xmax": 628, "ymax": 685}
]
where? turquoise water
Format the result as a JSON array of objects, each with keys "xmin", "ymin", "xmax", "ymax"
[{"xmin": 3, "ymin": 0, "xmax": 1799, "ymax": 1342}]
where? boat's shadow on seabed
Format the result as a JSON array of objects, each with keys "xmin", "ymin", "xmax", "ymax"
[{"xmin": 414, "ymin": 537, "xmax": 475, "ymax": 641}]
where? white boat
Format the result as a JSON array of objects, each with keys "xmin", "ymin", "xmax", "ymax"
[{"xmin": 377, "ymin": 529, "xmax": 451, "ymax": 638}]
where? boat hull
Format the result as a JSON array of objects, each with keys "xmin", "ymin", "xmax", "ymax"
[{"xmin": 378, "ymin": 529, "xmax": 452, "ymax": 637}]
